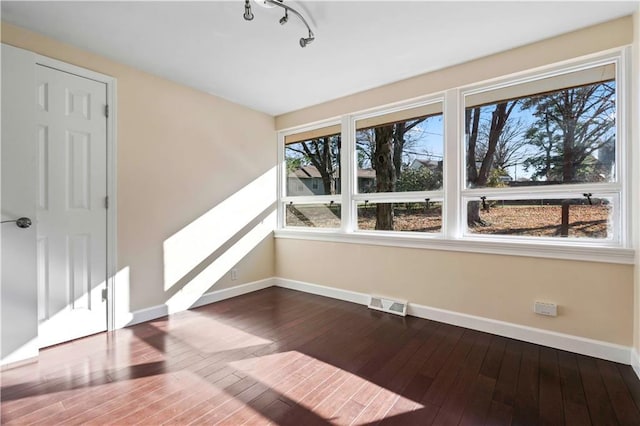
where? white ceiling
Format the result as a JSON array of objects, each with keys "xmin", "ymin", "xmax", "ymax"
[{"xmin": 2, "ymin": 1, "xmax": 638, "ymax": 116}]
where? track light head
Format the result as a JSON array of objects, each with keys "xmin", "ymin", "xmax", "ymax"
[
  {"xmin": 243, "ymin": 0, "xmax": 254, "ymax": 21},
  {"xmin": 299, "ymin": 36, "xmax": 314, "ymax": 48},
  {"xmin": 279, "ymin": 11, "xmax": 288, "ymax": 25}
]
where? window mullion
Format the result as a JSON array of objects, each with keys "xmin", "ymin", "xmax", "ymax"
[
  {"xmin": 277, "ymin": 132, "xmax": 285, "ymax": 229},
  {"xmin": 444, "ymin": 88, "xmax": 461, "ymax": 239},
  {"xmin": 618, "ymin": 47, "xmax": 630, "ymax": 248},
  {"xmin": 341, "ymin": 115, "xmax": 354, "ymax": 233}
]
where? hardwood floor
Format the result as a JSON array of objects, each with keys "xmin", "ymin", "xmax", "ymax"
[{"xmin": 2, "ymin": 287, "xmax": 640, "ymax": 425}]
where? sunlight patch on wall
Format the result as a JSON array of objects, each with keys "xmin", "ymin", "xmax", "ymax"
[
  {"xmin": 163, "ymin": 167, "xmax": 276, "ymax": 291},
  {"xmin": 113, "ymin": 266, "xmax": 131, "ymax": 329},
  {"xmin": 164, "ymin": 211, "xmax": 276, "ymax": 314}
]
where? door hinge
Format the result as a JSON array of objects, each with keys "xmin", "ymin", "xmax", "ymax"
[
  {"xmin": 105, "ymin": 196, "xmax": 109, "ymax": 209},
  {"xmin": 102, "ymin": 288, "xmax": 108, "ymax": 301},
  {"xmin": 105, "ymin": 104, "xmax": 109, "ymax": 118}
]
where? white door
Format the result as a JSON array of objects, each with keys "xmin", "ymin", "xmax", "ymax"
[
  {"xmin": 1, "ymin": 44, "xmax": 39, "ymax": 365},
  {"xmin": 36, "ymin": 65, "xmax": 108, "ymax": 348}
]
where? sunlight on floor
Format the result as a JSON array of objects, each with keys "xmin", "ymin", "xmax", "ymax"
[
  {"xmin": 229, "ymin": 351, "xmax": 424, "ymax": 424},
  {"xmin": 153, "ymin": 312, "xmax": 273, "ymax": 354}
]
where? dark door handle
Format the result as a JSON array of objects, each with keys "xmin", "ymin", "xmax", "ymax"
[{"xmin": 1, "ymin": 217, "xmax": 32, "ymax": 228}]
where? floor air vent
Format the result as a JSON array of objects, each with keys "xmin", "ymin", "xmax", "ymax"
[{"xmin": 368, "ymin": 295, "xmax": 408, "ymax": 317}]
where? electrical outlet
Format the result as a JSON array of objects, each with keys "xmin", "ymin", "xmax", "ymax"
[
  {"xmin": 231, "ymin": 268, "xmax": 238, "ymax": 281},
  {"xmin": 534, "ymin": 301, "xmax": 557, "ymax": 317}
]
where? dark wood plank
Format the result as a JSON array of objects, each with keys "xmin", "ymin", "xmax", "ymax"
[
  {"xmin": 421, "ymin": 324, "xmax": 465, "ymax": 380},
  {"xmin": 459, "ymin": 374, "xmax": 497, "ymax": 426},
  {"xmin": 618, "ymin": 363, "xmax": 640, "ymax": 414},
  {"xmin": 538, "ymin": 346, "xmax": 564, "ymax": 425},
  {"xmin": 578, "ymin": 354, "xmax": 619, "ymax": 425},
  {"xmin": 492, "ymin": 339, "xmax": 523, "ymax": 408},
  {"xmin": 557, "ymin": 350, "xmax": 591, "ymax": 426},
  {"xmin": 431, "ymin": 331, "xmax": 491, "ymax": 425},
  {"xmin": 480, "ymin": 335, "xmax": 508, "ymax": 380},
  {"xmin": 512, "ymin": 341, "xmax": 540, "ymax": 426},
  {"xmin": 597, "ymin": 359, "xmax": 640, "ymax": 425},
  {"xmin": 486, "ymin": 400, "xmax": 514, "ymax": 426},
  {"xmin": 421, "ymin": 328, "xmax": 475, "ymax": 406}
]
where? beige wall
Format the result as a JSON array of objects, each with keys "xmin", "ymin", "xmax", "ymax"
[
  {"xmin": 275, "ymin": 16, "xmax": 636, "ymax": 347},
  {"xmin": 1, "ymin": 23, "xmax": 276, "ymax": 314}
]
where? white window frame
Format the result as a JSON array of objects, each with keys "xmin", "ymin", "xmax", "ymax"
[
  {"xmin": 275, "ymin": 47, "xmax": 634, "ymax": 265},
  {"xmin": 348, "ymin": 96, "xmax": 445, "ymax": 237},
  {"xmin": 460, "ymin": 192, "xmax": 620, "ymax": 246},
  {"xmin": 278, "ymin": 119, "xmax": 343, "ymax": 232},
  {"xmin": 459, "ymin": 50, "xmax": 627, "ymax": 248}
]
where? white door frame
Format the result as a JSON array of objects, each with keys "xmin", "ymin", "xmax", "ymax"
[{"xmin": 35, "ymin": 54, "xmax": 118, "ymax": 332}]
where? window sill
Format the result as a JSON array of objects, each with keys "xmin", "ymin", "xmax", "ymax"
[{"xmin": 274, "ymin": 229, "xmax": 635, "ymax": 264}]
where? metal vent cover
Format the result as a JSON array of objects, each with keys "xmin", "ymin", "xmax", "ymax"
[{"xmin": 368, "ymin": 295, "xmax": 408, "ymax": 317}]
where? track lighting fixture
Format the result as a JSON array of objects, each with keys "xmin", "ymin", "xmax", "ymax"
[{"xmin": 243, "ymin": 0, "xmax": 315, "ymax": 48}]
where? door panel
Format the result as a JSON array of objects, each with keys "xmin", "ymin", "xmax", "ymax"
[
  {"xmin": 36, "ymin": 65, "xmax": 108, "ymax": 348},
  {"xmin": 1, "ymin": 44, "xmax": 38, "ymax": 365}
]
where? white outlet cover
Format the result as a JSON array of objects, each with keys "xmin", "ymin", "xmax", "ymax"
[{"xmin": 534, "ymin": 301, "xmax": 558, "ymax": 317}]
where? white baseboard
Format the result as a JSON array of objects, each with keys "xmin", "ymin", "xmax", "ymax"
[
  {"xmin": 124, "ymin": 304, "xmax": 169, "ymax": 328},
  {"xmin": 123, "ymin": 278, "xmax": 276, "ymax": 328},
  {"xmin": 275, "ymin": 278, "xmax": 370, "ymax": 305},
  {"xmin": 407, "ymin": 303, "xmax": 630, "ymax": 365},
  {"xmin": 190, "ymin": 278, "xmax": 275, "ymax": 309},
  {"xmin": 632, "ymin": 348, "xmax": 640, "ymax": 379},
  {"xmin": 0, "ymin": 338, "xmax": 39, "ymax": 368},
  {"xmin": 272, "ymin": 277, "xmax": 631, "ymax": 365},
  {"xmin": 1, "ymin": 355, "xmax": 38, "ymax": 371}
]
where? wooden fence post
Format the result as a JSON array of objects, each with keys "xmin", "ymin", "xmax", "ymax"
[{"xmin": 560, "ymin": 201, "xmax": 570, "ymax": 237}]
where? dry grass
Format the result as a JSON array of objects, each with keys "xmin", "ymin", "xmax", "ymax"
[
  {"xmin": 358, "ymin": 206, "xmax": 442, "ymax": 233},
  {"xmin": 472, "ymin": 204, "xmax": 609, "ymax": 238},
  {"xmin": 286, "ymin": 204, "xmax": 610, "ymax": 239}
]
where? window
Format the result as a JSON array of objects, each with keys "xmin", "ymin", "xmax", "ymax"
[
  {"xmin": 277, "ymin": 51, "xmax": 630, "ymax": 262},
  {"xmin": 353, "ymin": 102, "xmax": 444, "ymax": 233},
  {"xmin": 282, "ymin": 125, "xmax": 342, "ymax": 229},
  {"xmin": 462, "ymin": 61, "xmax": 620, "ymax": 243}
]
